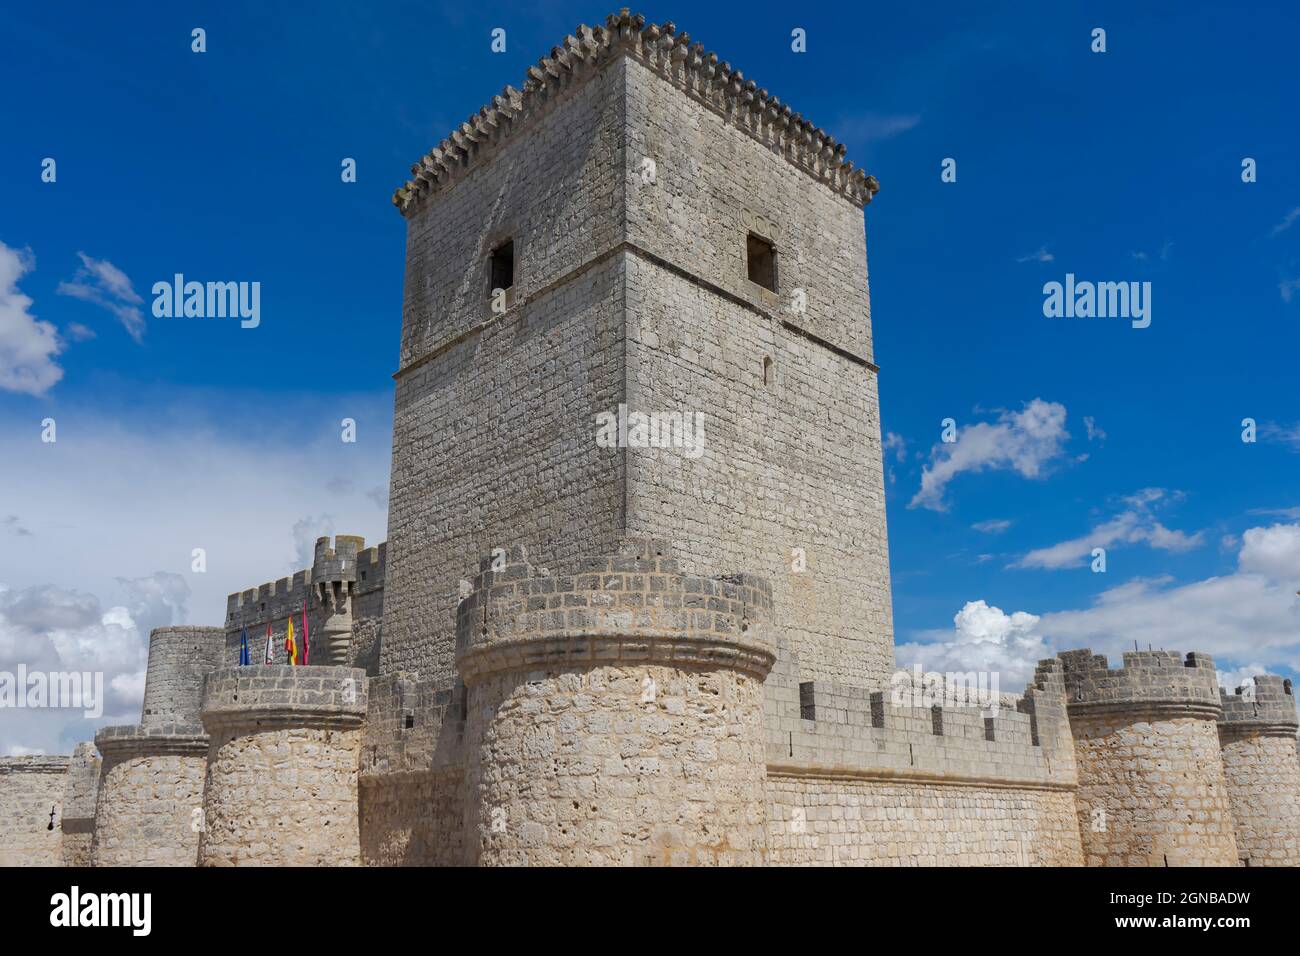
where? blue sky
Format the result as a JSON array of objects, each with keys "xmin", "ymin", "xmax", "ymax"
[{"xmin": 1, "ymin": 1, "xmax": 1298, "ymax": 752}]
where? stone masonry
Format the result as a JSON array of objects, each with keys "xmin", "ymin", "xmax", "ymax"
[
  {"xmin": 1218, "ymin": 675, "xmax": 1300, "ymax": 865},
  {"xmin": 9, "ymin": 11, "xmax": 1299, "ymax": 868}
]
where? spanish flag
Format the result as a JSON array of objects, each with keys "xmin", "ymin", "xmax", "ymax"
[{"xmin": 286, "ymin": 616, "xmax": 299, "ymax": 665}]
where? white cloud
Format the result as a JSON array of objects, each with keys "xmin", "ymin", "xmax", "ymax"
[
  {"xmin": 910, "ymin": 399, "xmax": 1070, "ymax": 511},
  {"xmin": 901, "ymin": 522, "xmax": 1300, "ymax": 693},
  {"xmin": 0, "ymin": 575, "xmax": 182, "ymax": 754},
  {"xmin": 0, "ymin": 241, "xmax": 64, "ymax": 396},
  {"xmin": 1261, "ymin": 420, "xmax": 1300, "ymax": 450},
  {"xmin": 56, "ymin": 251, "xmax": 145, "ymax": 343},
  {"xmin": 1012, "ymin": 487, "xmax": 1203, "ymax": 570},
  {"xmin": 895, "ymin": 600, "xmax": 1050, "ymax": 691},
  {"xmin": 836, "ymin": 112, "xmax": 921, "ymax": 143},
  {"xmin": 1270, "ymin": 206, "xmax": 1300, "ymax": 237},
  {"xmin": 1016, "ymin": 246, "xmax": 1053, "ymax": 263},
  {"xmin": 0, "ymin": 392, "xmax": 391, "ymax": 754},
  {"xmin": 1281, "ymin": 278, "xmax": 1300, "ymax": 303},
  {"xmin": 1083, "ymin": 415, "xmax": 1106, "ymax": 442},
  {"xmin": 972, "ymin": 519, "xmax": 1011, "ymax": 534},
  {"xmin": 883, "ymin": 431, "xmax": 907, "ymax": 463}
]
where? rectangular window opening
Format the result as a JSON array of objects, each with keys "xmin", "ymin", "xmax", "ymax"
[
  {"xmin": 747, "ymin": 233, "xmax": 777, "ymax": 292},
  {"xmin": 490, "ymin": 240, "xmax": 514, "ymax": 293}
]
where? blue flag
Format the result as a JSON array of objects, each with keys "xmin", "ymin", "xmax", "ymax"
[{"xmin": 239, "ymin": 628, "xmax": 250, "ymax": 666}]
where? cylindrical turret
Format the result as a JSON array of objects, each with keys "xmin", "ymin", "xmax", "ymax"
[
  {"xmin": 456, "ymin": 539, "xmax": 775, "ymax": 866},
  {"xmin": 198, "ymin": 665, "xmax": 368, "ymax": 866},
  {"xmin": 1058, "ymin": 649, "xmax": 1238, "ymax": 866},
  {"xmin": 1218, "ymin": 675, "xmax": 1300, "ymax": 865},
  {"xmin": 92, "ymin": 625, "xmax": 224, "ymax": 866}
]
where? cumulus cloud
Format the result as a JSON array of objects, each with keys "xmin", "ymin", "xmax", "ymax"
[
  {"xmin": 910, "ymin": 399, "xmax": 1070, "ymax": 511},
  {"xmin": 0, "ymin": 241, "xmax": 63, "ymax": 396},
  {"xmin": 0, "ymin": 573, "xmax": 186, "ymax": 754},
  {"xmin": 1016, "ymin": 247, "xmax": 1054, "ymax": 263},
  {"xmin": 56, "ymin": 252, "xmax": 145, "ymax": 343},
  {"xmin": 895, "ymin": 600, "xmax": 1050, "ymax": 691},
  {"xmin": 1011, "ymin": 488, "xmax": 1203, "ymax": 570},
  {"xmin": 972, "ymin": 519, "xmax": 1011, "ymax": 534},
  {"xmin": 901, "ymin": 522, "xmax": 1300, "ymax": 694},
  {"xmin": 1083, "ymin": 416, "xmax": 1106, "ymax": 443}
]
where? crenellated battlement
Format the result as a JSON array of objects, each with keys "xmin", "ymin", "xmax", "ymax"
[
  {"xmin": 454, "ymin": 538, "xmax": 775, "ymax": 684},
  {"xmin": 1057, "ymin": 648, "xmax": 1223, "ymax": 720},
  {"xmin": 393, "ymin": 9, "xmax": 879, "ymax": 216},
  {"xmin": 1219, "ymin": 674, "xmax": 1299, "ymax": 737}
]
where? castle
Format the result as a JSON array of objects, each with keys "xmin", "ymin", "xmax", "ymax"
[{"xmin": 3, "ymin": 10, "xmax": 1298, "ymax": 867}]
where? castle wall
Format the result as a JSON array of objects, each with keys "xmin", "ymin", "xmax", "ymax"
[
  {"xmin": 91, "ymin": 625, "xmax": 225, "ymax": 867},
  {"xmin": 0, "ymin": 755, "xmax": 69, "ymax": 866},
  {"xmin": 1218, "ymin": 676, "xmax": 1300, "ymax": 865},
  {"xmin": 382, "ymin": 53, "xmax": 632, "ymax": 684},
  {"xmin": 1060, "ymin": 650, "xmax": 1238, "ymax": 866},
  {"xmin": 456, "ymin": 541, "xmax": 775, "ymax": 866},
  {"xmin": 359, "ymin": 674, "xmax": 468, "ymax": 866},
  {"xmin": 142, "ymin": 625, "xmax": 226, "ymax": 724},
  {"xmin": 225, "ymin": 540, "xmax": 384, "ymax": 673},
  {"xmin": 91, "ymin": 726, "xmax": 208, "ymax": 866},
  {"xmin": 760, "ymin": 655, "xmax": 1082, "ymax": 865},
  {"xmin": 618, "ymin": 55, "xmax": 893, "ymax": 688},
  {"xmin": 766, "ymin": 776, "xmax": 1082, "ymax": 866},
  {"xmin": 198, "ymin": 666, "xmax": 367, "ymax": 866},
  {"xmin": 58, "ymin": 741, "xmax": 100, "ymax": 866}
]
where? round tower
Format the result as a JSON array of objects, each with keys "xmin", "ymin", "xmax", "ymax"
[
  {"xmin": 1058, "ymin": 649, "xmax": 1238, "ymax": 866},
  {"xmin": 456, "ymin": 539, "xmax": 775, "ymax": 866},
  {"xmin": 198, "ymin": 665, "xmax": 367, "ymax": 865},
  {"xmin": 1218, "ymin": 674, "xmax": 1300, "ymax": 865},
  {"xmin": 92, "ymin": 625, "xmax": 225, "ymax": 866}
]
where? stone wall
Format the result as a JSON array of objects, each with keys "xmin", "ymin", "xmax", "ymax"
[
  {"xmin": 58, "ymin": 741, "xmax": 101, "ymax": 866},
  {"xmin": 198, "ymin": 666, "xmax": 367, "ymax": 866},
  {"xmin": 457, "ymin": 541, "xmax": 775, "ymax": 866},
  {"xmin": 359, "ymin": 672, "xmax": 468, "ymax": 866},
  {"xmin": 141, "ymin": 626, "xmax": 226, "ymax": 724},
  {"xmin": 225, "ymin": 537, "xmax": 384, "ymax": 672},
  {"xmin": 766, "ymin": 775, "xmax": 1082, "ymax": 865},
  {"xmin": 382, "ymin": 45, "xmax": 630, "ymax": 684},
  {"xmin": 1218, "ymin": 675, "xmax": 1300, "ymax": 865},
  {"xmin": 91, "ymin": 725, "xmax": 208, "ymax": 866},
  {"xmin": 1060, "ymin": 650, "xmax": 1239, "ymax": 866},
  {"xmin": 0, "ymin": 755, "xmax": 69, "ymax": 866},
  {"xmin": 758, "ymin": 652, "xmax": 1082, "ymax": 865}
]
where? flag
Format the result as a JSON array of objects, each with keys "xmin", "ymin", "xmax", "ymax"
[
  {"xmin": 286, "ymin": 616, "xmax": 298, "ymax": 666},
  {"xmin": 264, "ymin": 624, "xmax": 274, "ymax": 665},
  {"xmin": 239, "ymin": 628, "xmax": 250, "ymax": 666},
  {"xmin": 301, "ymin": 601, "xmax": 310, "ymax": 666}
]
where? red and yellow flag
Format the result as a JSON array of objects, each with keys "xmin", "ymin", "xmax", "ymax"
[{"xmin": 286, "ymin": 617, "xmax": 299, "ymax": 665}]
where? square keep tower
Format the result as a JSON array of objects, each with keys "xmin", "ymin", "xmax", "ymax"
[{"xmin": 383, "ymin": 12, "xmax": 892, "ymax": 688}]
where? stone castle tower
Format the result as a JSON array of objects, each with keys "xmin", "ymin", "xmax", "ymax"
[{"xmin": 2, "ymin": 10, "xmax": 1298, "ymax": 868}]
